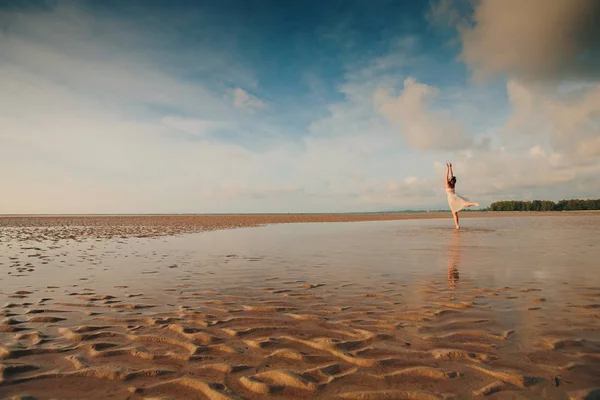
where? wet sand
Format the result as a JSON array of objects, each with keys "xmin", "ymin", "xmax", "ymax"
[
  {"xmin": 0, "ymin": 212, "xmax": 590, "ymax": 241},
  {"xmin": 1, "ymin": 215, "xmax": 599, "ymax": 399}
]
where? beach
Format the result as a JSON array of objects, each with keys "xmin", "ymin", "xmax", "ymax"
[
  {"xmin": 0, "ymin": 212, "xmax": 587, "ymax": 241},
  {"xmin": 1, "ymin": 214, "xmax": 599, "ymax": 399}
]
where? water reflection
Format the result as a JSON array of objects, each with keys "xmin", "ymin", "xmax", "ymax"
[{"xmin": 447, "ymin": 231, "xmax": 461, "ymax": 294}]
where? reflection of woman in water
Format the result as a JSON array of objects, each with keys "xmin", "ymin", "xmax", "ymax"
[
  {"xmin": 447, "ymin": 231, "xmax": 461, "ymax": 294},
  {"xmin": 446, "ymin": 162, "xmax": 479, "ymax": 230}
]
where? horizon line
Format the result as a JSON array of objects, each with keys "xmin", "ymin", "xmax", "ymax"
[{"xmin": 0, "ymin": 210, "xmax": 468, "ymax": 217}]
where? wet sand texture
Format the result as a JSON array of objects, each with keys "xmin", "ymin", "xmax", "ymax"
[
  {"xmin": 1, "ymin": 215, "xmax": 599, "ymax": 399},
  {"xmin": 0, "ymin": 212, "xmax": 590, "ymax": 241},
  {"xmin": 2, "ymin": 281, "xmax": 599, "ymax": 399}
]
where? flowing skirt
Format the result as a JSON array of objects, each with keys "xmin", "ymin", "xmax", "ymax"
[{"xmin": 447, "ymin": 190, "xmax": 473, "ymax": 213}]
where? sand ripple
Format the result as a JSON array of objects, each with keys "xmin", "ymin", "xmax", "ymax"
[{"xmin": 0, "ymin": 280, "xmax": 599, "ymax": 399}]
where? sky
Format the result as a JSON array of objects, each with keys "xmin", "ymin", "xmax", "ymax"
[{"xmin": 1, "ymin": 0, "xmax": 599, "ymax": 213}]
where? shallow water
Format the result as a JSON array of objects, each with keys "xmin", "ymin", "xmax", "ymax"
[
  {"xmin": 4, "ymin": 215, "xmax": 599, "ymax": 288},
  {"xmin": 1, "ymin": 215, "xmax": 599, "ymax": 399}
]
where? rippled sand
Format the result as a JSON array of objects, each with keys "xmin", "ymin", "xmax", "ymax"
[
  {"xmin": 0, "ymin": 212, "xmax": 582, "ymax": 241},
  {"xmin": 1, "ymin": 215, "xmax": 599, "ymax": 399}
]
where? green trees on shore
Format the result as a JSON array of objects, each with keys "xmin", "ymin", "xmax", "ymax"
[{"xmin": 489, "ymin": 199, "xmax": 600, "ymax": 211}]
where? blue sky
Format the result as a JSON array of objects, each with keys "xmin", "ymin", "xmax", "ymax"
[{"xmin": 1, "ymin": 0, "xmax": 599, "ymax": 213}]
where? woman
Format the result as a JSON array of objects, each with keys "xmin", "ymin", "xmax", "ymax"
[{"xmin": 446, "ymin": 162, "xmax": 479, "ymax": 229}]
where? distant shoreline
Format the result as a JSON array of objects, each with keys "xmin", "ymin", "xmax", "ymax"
[
  {"xmin": 2, "ymin": 209, "xmax": 600, "ymax": 217},
  {"xmin": 0, "ymin": 211, "xmax": 596, "ymax": 225}
]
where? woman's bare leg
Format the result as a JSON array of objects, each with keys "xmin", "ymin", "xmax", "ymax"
[
  {"xmin": 465, "ymin": 202, "xmax": 480, "ymax": 207},
  {"xmin": 453, "ymin": 212, "xmax": 460, "ymax": 229}
]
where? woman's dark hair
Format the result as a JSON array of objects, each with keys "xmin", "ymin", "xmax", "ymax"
[{"xmin": 448, "ymin": 176, "xmax": 457, "ymax": 187}]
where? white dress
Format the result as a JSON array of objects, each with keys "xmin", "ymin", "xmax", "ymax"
[{"xmin": 446, "ymin": 188, "xmax": 477, "ymax": 213}]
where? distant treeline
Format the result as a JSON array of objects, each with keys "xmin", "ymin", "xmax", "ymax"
[{"xmin": 489, "ymin": 199, "xmax": 600, "ymax": 211}]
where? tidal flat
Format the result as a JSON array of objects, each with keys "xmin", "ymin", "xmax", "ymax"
[{"xmin": 1, "ymin": 214, "xmax": 599, "ymax": 399}]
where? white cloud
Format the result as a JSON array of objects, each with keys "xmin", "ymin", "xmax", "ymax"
[
  {"xmin": 232, "ymin": 88, "xmax": 266, "ymax": 111},
  {"xmin": 0, "ymin": 4, "xmax": 268, "ymax": 213},
  {"xmin": 404, "ymin": 176, "xmax": 419, "ymax": 185},
  {"xmin": 161, "ymin": 116, "xmax": 229, "ymax": 136},
  {"xmin": 359, "ymin": 176, "xmax": 438, "ymax": 208},
  {"xmin": 374, "ymin": 77, "xmax": 473, "ymax": 151},
  {"xmin": 504, "ymin": 79, "xmax": 600, "ymax": 161},
  {"xmin": 528, "ymin": 145, "xmax": 547, "ymax": 158},
  {"xmin": 0, "ymin": 2, "xmax": 261, "ymax": 118}
]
